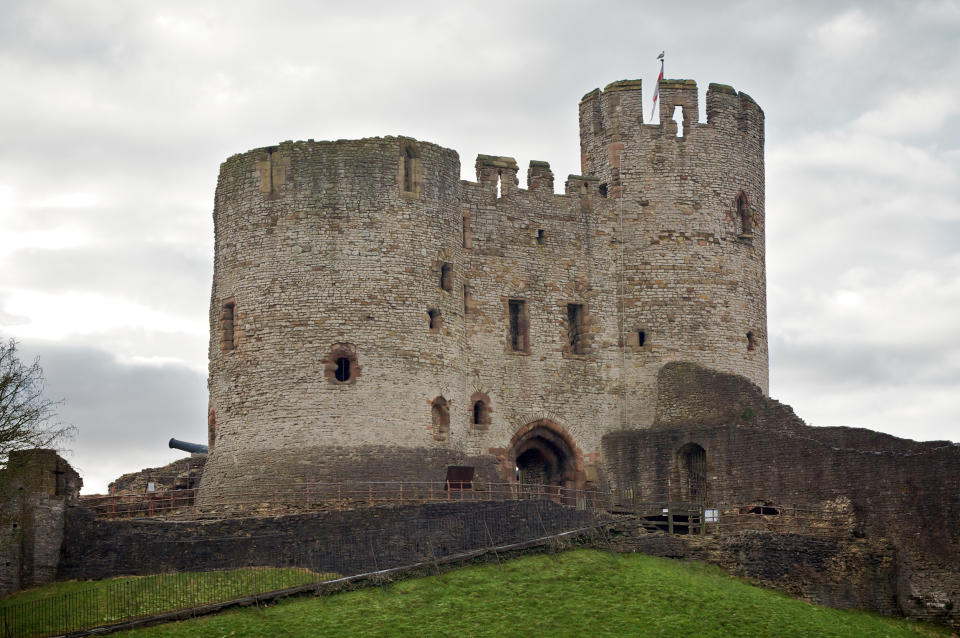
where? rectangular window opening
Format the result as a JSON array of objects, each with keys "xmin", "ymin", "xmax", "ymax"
[
  {"xmin": 508, "ymin": 300, "xmax": 528, "ymax": 352},
  {"xmin": 462, "ymin": 214, "xmax": 472, "ymax": 249},
  {"xmin": 445, "ymin": 466, "xmax": 475, "ymax": 491},
  {"xmin": 567, "ymin": 304, "xmax": 585, "ymax": 354}
]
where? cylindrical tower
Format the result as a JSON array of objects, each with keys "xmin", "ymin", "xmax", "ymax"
[
  {"xmin": 579, "ymin": 80, "xmax": 767, "ymax": 426},
  {"xmin": 199, "ymin": 137, "xmax": 485, "ymax": 501}
]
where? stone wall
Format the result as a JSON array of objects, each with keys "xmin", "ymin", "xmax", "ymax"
[
  {"xmin": 200, "ymin": 77, "xmax": 768, "ymax": 501},
  {"xmin": 603, "ymin": 362, "xmax": 960, "ymax": 626},
  {"xmin": 58, "ymin": 500, "xmax": 597, "ymax": 582},
  {"xmin": 0, "ymin": 450, "xmax": 81, "ymax": 595},
  {"xmin": 607, "ymin": 522, "xmax": 901, "ymax": 618}
]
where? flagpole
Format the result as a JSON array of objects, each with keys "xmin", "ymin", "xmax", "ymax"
[{"xmin": 650, "ymin": 52, "xmax": 665, "ymax": 123}]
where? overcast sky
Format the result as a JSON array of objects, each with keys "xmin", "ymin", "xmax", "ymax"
[{"xmin": 1, "ymin": 0, "xmax": 957, "ymax": 493}]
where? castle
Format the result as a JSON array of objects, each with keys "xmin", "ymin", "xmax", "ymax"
[
  {"xmin": 199, "ymin": 78, "xmax": 767, "ymax": 499},
  {"xmin": 1, "ymin": 78, "xmax": 956, "ymax": 628}
]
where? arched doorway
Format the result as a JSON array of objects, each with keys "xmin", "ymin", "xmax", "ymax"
[{"xmin": 508, "ymin": 420, "xmax": 582, "ymax": 494}]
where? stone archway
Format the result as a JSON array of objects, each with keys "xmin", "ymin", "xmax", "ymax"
[{"xmin": 508, "ymin": 419, "xmax": 583, "ymax": 493}]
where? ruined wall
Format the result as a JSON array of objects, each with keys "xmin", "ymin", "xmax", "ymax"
[
  {"xmin": 199, "ymin": 77, "xmax": 767, "ymax": 502},
  {"xmin": 0, "ymin": 450, "xmax": 81, "ymax": 595},
  {"xmin": 603, "ymin": 363, "xmax": 960, "ymax": 626},
  {"xmin": 107, "ymin": 456, "xmax": 205, "ymax": 495},
  {"xmin": 608, "ymin": 526, "xmax": 900, "ymax": 617}
]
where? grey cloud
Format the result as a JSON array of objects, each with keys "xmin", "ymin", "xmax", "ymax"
[
  {"xmin": 2, "ymin": 243, "xmax": 210, "ymax": 316},
  {"xmin": 14, "ymin": 339, "xmax": 207, "ymax": 493}
]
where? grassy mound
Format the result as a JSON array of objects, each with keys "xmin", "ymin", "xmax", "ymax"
[{"xmin": 118, "ymin": 550, "xmax": 950, "ymax": 637}]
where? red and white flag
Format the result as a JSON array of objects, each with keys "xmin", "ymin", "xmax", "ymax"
[{"xmin": 651, "ymin": 52, "xmax": 664, "ymax": 122}]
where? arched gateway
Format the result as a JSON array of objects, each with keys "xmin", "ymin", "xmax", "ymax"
[{"xmin": 508, "ymin": 419, "xmax": 583, "ymax": 491}]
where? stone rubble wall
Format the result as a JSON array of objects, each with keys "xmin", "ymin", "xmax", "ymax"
[{"xmin": 0, "ymin": 450, "xmax": 81, "ymax": 595}]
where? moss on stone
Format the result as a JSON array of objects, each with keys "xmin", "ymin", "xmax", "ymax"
[
  {"xmin": 603, "ymin": 79, "xmax": 644, "ymax": 92},
  {"xmin": 708, "ymin": 83, "xmax": 737, "ymax": 95}
]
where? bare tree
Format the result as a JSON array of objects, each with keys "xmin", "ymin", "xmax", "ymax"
[{"xmin": 0, "ymin": 339, "xmax": 74, "ymax": 464}]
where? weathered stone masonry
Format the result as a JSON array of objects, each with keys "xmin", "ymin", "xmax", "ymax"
[
  {"xmin": 199, "ymin": 78, "xmax": 768, "ymax": 501},
  {"xmin": 603, "ymin": 362, "xmax": 960, "ymax": 626}
]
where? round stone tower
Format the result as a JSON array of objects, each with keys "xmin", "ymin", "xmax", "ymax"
[
  {"xmin": 578, "ymin": 80, "xmax": 767, "ymax": 426},
  {"xmin": 197, "ymin": 78, "xmax": 767, "ymax": 505}
]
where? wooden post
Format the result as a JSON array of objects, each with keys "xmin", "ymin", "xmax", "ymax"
[{"xmin": 668, "ymin": 506, "xmax": 674, "ymax": 534}]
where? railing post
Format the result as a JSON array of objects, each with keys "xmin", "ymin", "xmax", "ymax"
[{"xmin": 668, "ymin": 506, "xmax": 674, "ymax": 534}]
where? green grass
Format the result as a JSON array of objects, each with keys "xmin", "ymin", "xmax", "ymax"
[
  {"xmin": 116, "ymin": 550, "xmax": 951, "ymax": 638},
  {"xmin": 0, "ymin": 566, "xmax": 333, "ymax": 638}
]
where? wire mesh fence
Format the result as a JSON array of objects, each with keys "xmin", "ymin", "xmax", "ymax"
[{"xmin": 0, "ymin": 497, "xmax": 599, "ymax": 638}]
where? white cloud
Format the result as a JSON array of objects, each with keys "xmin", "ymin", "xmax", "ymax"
[
  {"xmin": 812, "ymin": 9, "xmax": 878, "ymax": 57},
  {"xmin": 852, "ymin": 88, "xmax": 960, "ymax": 138},
  {"xmin": 0, "ymin": 290, "xmax": 205, "ymax": 342}
]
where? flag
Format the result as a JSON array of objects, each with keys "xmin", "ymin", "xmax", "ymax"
[{"xmin": 651, "ymin": 52, "xmax": 664, "ymax": 122}]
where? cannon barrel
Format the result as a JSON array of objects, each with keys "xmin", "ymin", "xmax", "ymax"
[{"xmin": 168, "ymin": 438, "xmax": 209, "ymax": 454}]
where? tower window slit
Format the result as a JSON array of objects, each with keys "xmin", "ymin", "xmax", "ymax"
[
  {"xmin": 334, "ymin": 357, "xmax": 351, "ymax": 382},
  {"xmin": 567, "ymin": 303, "xmax": 585, "ymax": 354},
  {"xmin": 440, "ymin": 263, "xmax": 453, "ymax": 292},
  {"xmin": 403, "ymin": 147, "xmax": 414, "ymax": 192}
]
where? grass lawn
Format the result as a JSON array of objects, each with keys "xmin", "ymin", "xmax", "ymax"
[
  {"xmin": 0, "ymin": 566, "xmax": 332, "ymax": 638},
  {"xmin": 117, "ymin": 550, "xmax": 952, "ymax": 638}
]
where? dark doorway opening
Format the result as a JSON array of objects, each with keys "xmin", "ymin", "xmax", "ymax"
[
  {"xmin": 510, "ymin": 421, "xmax": 580, "ymax": 496},
  {"xmin": 445, "ymin": 466, "xmax": 474, "ymax": 491},
  {"xmin": 678, "ymin": 443, "xmax": 707, "ymax": 504}
]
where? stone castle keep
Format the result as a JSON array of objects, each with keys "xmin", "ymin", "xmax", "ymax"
[{"xmin": 199, "ymin": 78, "xmax": 768, "ymax": 498}]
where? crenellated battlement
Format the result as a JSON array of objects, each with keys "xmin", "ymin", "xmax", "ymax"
[{"xmin": 578, "ymin": 78, "xmax": 763, "ymax": 143}]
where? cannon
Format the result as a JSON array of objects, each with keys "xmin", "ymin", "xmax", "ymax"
[{"xmin": 168, "ymin": 438, "xmax": 209, "ymax": 454}]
